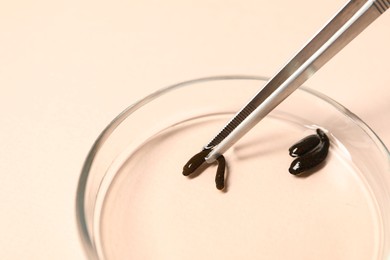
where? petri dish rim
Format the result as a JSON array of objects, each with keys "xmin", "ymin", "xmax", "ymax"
[{"xmin": 76, "ymin": 75, "xmax": 390, "ymax": 259}]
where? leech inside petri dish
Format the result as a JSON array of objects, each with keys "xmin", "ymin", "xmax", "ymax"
[
  {"xmin": 100, "ymin": 114, "xmax": 379, "ymax": 259},
  {"xmin": 288, "ymin": 128, "xmax": 330, "ymax": 175},
  {"xmin": 183, "ymin": 128, "xmax": 330, "ymax": 189},
  {"xmin": 289, "ymin": 133, "xmax": 321, "ymax": 157},
  {"xmin": 182, "ymin": 148, "xmax": 211, "ymax": 176},
  {"xmin": 182, "ymin": 149, "xmax": 227, "ymax": 190}
]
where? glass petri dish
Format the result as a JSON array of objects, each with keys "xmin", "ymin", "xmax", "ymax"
[{"xmin": 76, "ymin": 76, "xmax": 390, "ymax": 260}]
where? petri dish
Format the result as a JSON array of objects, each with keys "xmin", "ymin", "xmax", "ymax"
[{"xmin": 76, "ymin": 76, "xmax": 390, "ymax": 260}]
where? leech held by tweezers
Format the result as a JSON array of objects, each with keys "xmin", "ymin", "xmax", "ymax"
[
  {"xmin": 182, "ymin": 148, "xmax": 227, "ymax": 190},
  {"xmin": 182, "ymin": 149, "xmax": 211, "ymax": 176}
]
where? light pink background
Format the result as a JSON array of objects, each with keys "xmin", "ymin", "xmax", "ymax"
[{"xmin": 0, "ymin": 0, "xmax": 389, "ymax": 259}]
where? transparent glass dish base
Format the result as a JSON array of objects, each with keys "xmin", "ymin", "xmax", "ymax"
[{"xmin": 77, "ymin": 76, "xmax": 390, "ymax": 260}]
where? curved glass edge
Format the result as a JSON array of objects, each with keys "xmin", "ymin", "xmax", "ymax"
[
  {"xmin": 301, "ymin": 87, "xmax": 390, "ymax": 160},
  {"xmin": 75, "ymin": 75, "xmax": 269, "ymax": 259},
  {"xmin": 75, "ymin": 75, "xmax": 390, "ymax": 259}
]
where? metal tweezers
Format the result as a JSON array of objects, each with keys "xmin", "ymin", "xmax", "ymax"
[{"xmin": 204, "ymin": 0, "xmax": 388, "ymax": 163}]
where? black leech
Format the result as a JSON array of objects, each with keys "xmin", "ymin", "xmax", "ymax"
[
  {"xmin": 183, "ymin": 148, "xmax": 227, "ymax": 190},
  {"xmin": 289, "ymin": 129, "xmax": 330, "ymax": 175},
  {"xmin": 289, "ymin": 134, "xmax": 321, "ymax": 157},
  {"xmin": 182, "ymin": 149, "xmax": 211, "ymax": 176},
  {"xmin": 215, "ymin": 155, "xmax": 226, "ymax": 190}
]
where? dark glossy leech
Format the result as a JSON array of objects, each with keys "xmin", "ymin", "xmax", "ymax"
[
  {"xmin": 215, "ymin": 155, "xmax": 226, "ymax": 190},
  {"xmin": 288, "ymin": 134, "xmax": 321, "ymax": 157},
  {"xmin": 183, "ymin": 148, "xmax": 226, "ymax": 190},
  {"xmin": 289, "ymin": 129, "xmax": 330, "ymax": 175},
  {"xmin": 182, "ymin": 148, "xmax": 211, "ymax": 176}
]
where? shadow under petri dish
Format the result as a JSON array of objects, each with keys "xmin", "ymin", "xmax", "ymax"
[{"xmin": 99, "ymin": 113, "xmax": 381, "ymax": 260}]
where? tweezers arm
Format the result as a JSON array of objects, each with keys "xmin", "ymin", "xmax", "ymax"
[{"xmin": 205, "ymin": 0, "xmax": 388, "ymax": 163}]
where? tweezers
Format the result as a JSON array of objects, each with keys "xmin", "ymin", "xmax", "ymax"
[{"xmin": 204, "ymin": 0, "xmax": 389, "ymax": 163}]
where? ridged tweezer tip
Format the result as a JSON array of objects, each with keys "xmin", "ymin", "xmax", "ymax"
[{"xmin": 374, "ymin": 0, "xmax": 390, "ymax": 13}]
